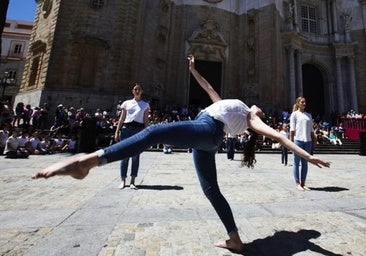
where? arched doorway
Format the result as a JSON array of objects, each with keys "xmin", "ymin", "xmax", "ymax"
[
  {"xmin": 302, "ymin": 64, "xmax": 324, "ymax": 120},
  {"xmin": 189, "ymin": 60, "xmax": 222, "ymax": 108}
]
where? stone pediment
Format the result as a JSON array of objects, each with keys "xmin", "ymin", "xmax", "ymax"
[{"xmin": 30, "ymin": 40, "xmax": 47, "ymax": 54}]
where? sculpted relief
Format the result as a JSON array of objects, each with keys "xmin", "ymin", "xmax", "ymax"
[{"xmin": 188, "ymin": 19, "xmax": 227, "ymax": 62}]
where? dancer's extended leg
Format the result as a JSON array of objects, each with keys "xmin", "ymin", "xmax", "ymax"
[{"xmin": 32, "ymin": 152, "xmax": 99, "ymax": 179}]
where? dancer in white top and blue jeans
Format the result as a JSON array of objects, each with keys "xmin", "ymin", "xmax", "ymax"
[
  {"xmin": 289, "ymin": 97, "xmax": 317, "ymax": 191},
  {"xmin": 114, "ymin": 83, "xmax": 150, "ymax": 189},
  {"xmin": 32, "ymin": 55, "xmax": 330, "ymax": 254}
]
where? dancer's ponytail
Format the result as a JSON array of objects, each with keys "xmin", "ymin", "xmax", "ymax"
[{"xmin": 241, "ymin": 129, "xmax": 258, "ymax": 168}]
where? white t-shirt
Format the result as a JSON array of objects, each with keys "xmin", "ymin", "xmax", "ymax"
[
  {"xmin": 202, "ymin": 99, "xmax": 250, "ymax": 135},
  {"xmin": 289, "ymin": 110, "xmax": 314, "ymax": 142},
  {"xmin": 122, "ymin": 99, "xmax": 149, "ymax": 123},
  {"xmin": 18, "ymin": 136, "xmax": 29, "ymax": 147},
  {"xmin": 29, "ymin": 137, "xmax": 41, "ymax": 150}
]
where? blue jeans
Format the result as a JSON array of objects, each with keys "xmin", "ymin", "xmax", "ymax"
[
  {"xmin": 293, "ymin": 140, "xmax": 313, "ymax": 183},
  {"xmin": 281, "ymin": 146, "xmax": 288, "ymax": 165},
  {"xmin": 226, "ymin": 138, "xmax": 236, "ymax": 160},
  {"xmin": 99, "ymin": 113, "xmax": 238, "ymax": 235},
  {"xmin": 119, "ymin": 127, "xmax": 144, "ymax": 178}
]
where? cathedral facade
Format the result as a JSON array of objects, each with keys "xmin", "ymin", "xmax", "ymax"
[{"xmin": 16, "ymin": 0, "xmax": 366, "ymax": 120}]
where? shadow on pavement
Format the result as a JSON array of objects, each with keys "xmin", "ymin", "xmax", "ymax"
[
  {"xmin": 136, "ymin": 185, "xmax": 184, "ymax": 190},
  {"xmin": 235, "ymin": 229, "xmax": 344, "ymax": 256},
  {"xmin": 309, "ymin": 186, "xmax": 349, "ymax": 192}
]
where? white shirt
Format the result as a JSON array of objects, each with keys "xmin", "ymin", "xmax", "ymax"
[
  {"xmin": 289, "ymin": 110, "xmax": 314, "ymax": 142},
  {"xmin": 29, "ymin": 137, "xmax": 41, "ymax": 150},
  {"xmin": 202, "ymin": 99, "xmax": 250, "ymax": 135},
  {"xmin": 18, "ymin": 136, "xmax": 29, "ymax": 147},
  {"xmin": 122, "ymin": 99, "xmax": 149, "ymax": 123}
]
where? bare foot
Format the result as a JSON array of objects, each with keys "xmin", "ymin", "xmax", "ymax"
[
  {"xmin": 214, "ymin": 239, "xmax": 245, "ymax": 254},
  {"xmin": 31, "ymin": 153, "xmax": 99, "ymax": 180},
  {"xmin": 296, "ymin": 184, "xmax": 305, "ymax": 191},
  {"xmin": 118, "ymin": 180, "xmax": 126, "ymax": 189}
]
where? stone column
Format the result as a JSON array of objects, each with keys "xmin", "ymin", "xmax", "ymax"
[
  {"xmin": 331, "ymin": 0, "xmax": 340, "ymax": 42},
  {"xmin": 288, "ymin": 46, "xmax": 296, "ymax": 102},
  {"xmin": 293, "ymin": 0, "xmax": 299, "ymax": 32},
  {"xmin": 348, "ymin": 56, "xmax": 358, "ymax": 111},
  {"xmin": 359, "ymin": 0, "xmax": 366, "ymax": 34},
  {"xmin": 296, "ymin": 49, "xmax": 303, "ymax": 96},
  {"xmin": 335, "ymin": 56, "xmax": 344, "ymax": 114}
]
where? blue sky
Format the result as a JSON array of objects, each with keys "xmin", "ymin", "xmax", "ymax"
[{"xmin": 6, "ymin": 0, "xmax": 37, "ymax": 22}]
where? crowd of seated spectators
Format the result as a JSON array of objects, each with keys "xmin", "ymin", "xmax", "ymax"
[
  {"xmin": 1, "ymin": 101, "xmax": 116, "ymax": 157},
  {"xmin": 0, "ymin": 101, "xmax": 208, "ymax": 157},
  {"xmin": 1, "ymin": 100, "xmax": 365, "ymax": 158}
]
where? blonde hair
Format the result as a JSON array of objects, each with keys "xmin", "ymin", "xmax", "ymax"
[{"xmin": 292, "ymin": 96, "xmax": 306, "ymax": 112}]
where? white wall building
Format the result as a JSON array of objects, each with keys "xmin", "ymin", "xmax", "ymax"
[{"xmin": 1, "ymin": 19, "xmax": 33, "ymax": 104}]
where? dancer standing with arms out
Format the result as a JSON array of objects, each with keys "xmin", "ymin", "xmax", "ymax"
[
  {"xmin": 289, "ymin": 97, "xmax": 317, "ymax": 191},
  {"xmin": 114, "ymin": 83, "xmax": 150, "ymax": 189},
  {"xmin": 32, "ymin": 55, "xmax": 330, "ymax": 254}
]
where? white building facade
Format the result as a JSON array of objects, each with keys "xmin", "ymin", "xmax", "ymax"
[{"xmin": 1, "ymin": 19, "xmax": 33, "ymax": 103}]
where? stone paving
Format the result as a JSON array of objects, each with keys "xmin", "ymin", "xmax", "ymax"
[{"xmin": 0, "ymin": 151, "xmax": 365, "ymax": 256}]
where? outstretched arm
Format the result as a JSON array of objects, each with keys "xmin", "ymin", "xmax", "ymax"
[
  {"xmin": 114, "ymin": 108, "xmax": 126, "ymax": 142},
  {"xmin": 188, "ymin": 54, "xmax": 222, "ymax": 103},
  {"xmin": 247, "ymin": 106, "xmax": 330, "ymax": 168}
]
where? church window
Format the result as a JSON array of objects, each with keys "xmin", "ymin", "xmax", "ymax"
[
  {"xmin": 8, "ymin": 70, "xmax": 17, "ymax": 80},
  {"xmin": 29, "ymin": 56, "xmax": 40, "ymax": 86},
  {"xmin": 13, "ymin": 43, "xmax": 23, "ymax": 54},
  {"xmin": 9, "ymin": 42, "xmax": 25, "ymax": 57},
  {"xmin": 90, "ymin": 0, "xmax": 104, "ymax": 9},
  {"xmin": 301, "ymin": 5, "xmax": 317, "ymax": 33}
]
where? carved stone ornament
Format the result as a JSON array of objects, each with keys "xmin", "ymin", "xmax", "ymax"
[
  {"xmin": 188, "ymin": 19, "xmax": 227, "ymax": 62},
  {"xmin": 190, "ymin": 20, "xmax": 226, "ymax": 45},
  {"xmin": 42, "ymin": 0, "xmax": 53, "ymax": 18},
  {"xmin": 203, "ymin": 0, "xmax": 223, "ymax": 3}
]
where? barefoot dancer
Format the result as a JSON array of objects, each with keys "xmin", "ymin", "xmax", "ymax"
[{"xmin": 32, "ymin": 55, "xmax": 330, "ymax": 254}]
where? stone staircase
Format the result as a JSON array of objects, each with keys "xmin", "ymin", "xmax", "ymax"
[{"xmin": 146, "ymin": 138, "xmax": 361, "ymax": 155}]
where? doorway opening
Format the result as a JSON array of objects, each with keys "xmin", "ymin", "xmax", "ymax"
[
  {"xmin": 189, "ymin": 60, "xmax": 222, "ymax": 108},
  {"xmin": 302, "ymin": 64, "xmax": 324, "ymax": 120}
]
